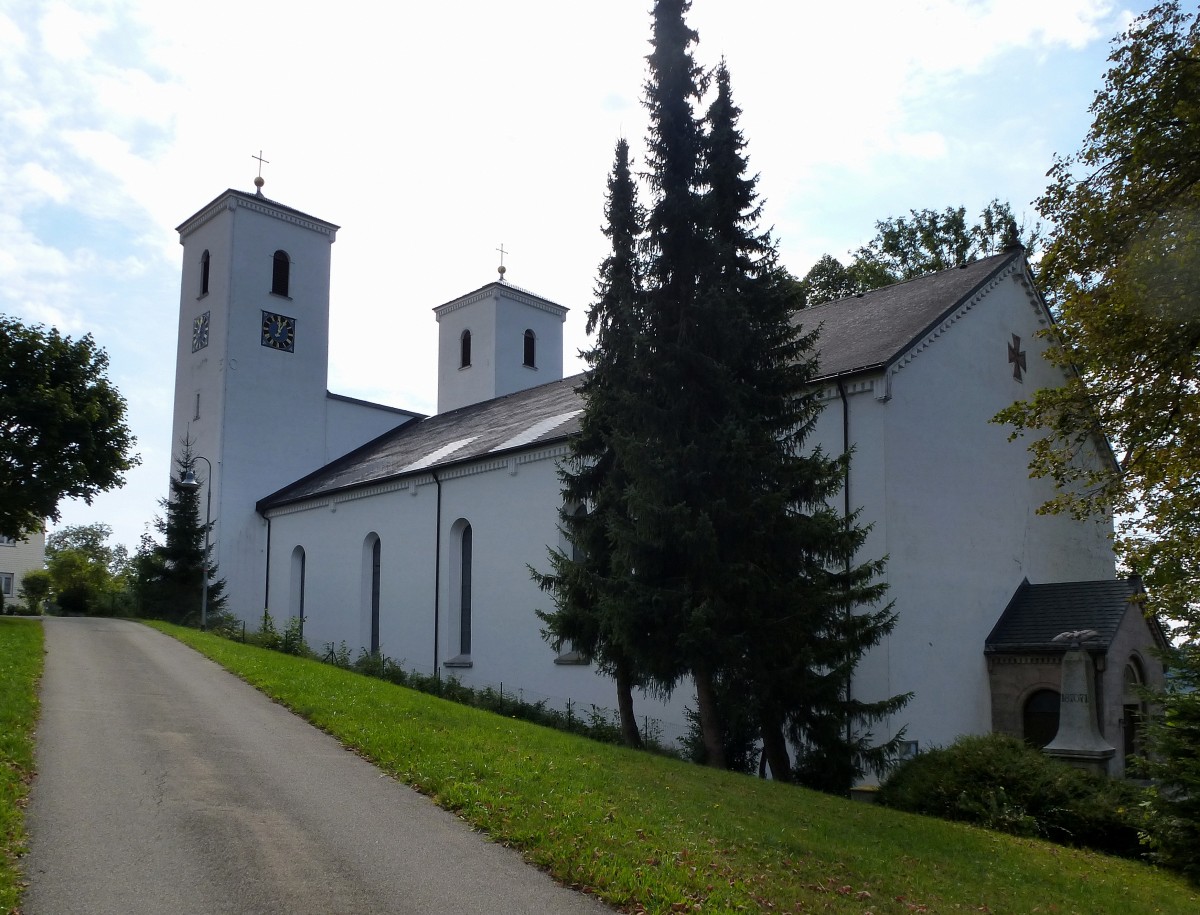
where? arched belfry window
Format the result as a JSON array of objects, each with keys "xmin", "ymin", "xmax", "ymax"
[
  {"xmin": 460, "ymin": 329, "xmax": 472, "ymax": 368},
  {"xmin": 271, "ymin": 249, "xmax": 291, "ymax": 297},
  {"xmin": 523, "ymin": 329, "xmax": 536, "ymax": 368},
  {"xmin": 200, "ymin": 250, "xmax": 210, "ymax": 296}
]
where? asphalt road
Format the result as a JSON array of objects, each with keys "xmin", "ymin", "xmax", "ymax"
[{"xmin": 22, "ymin": 617, "xmax": 613, "ymax": 914}]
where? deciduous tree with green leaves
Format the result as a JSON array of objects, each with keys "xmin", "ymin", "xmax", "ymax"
[
  {"xmin": 0, "ymin": 318, "xmax": 137, "ymax": 539},
  {"xmin": 993, "ymin": 2, "xmax": 1200, "ymax": 879},
  {"xmin": 997, "ymin": 1, "xmax": 1200, "ymax": 628},
  {"xmin": 797, "ymin": 200, "xmax": 1036, "ymax": 307},
  {"xmin": 45, "ymin": 523, "xmax": 129, "ymax": 616}
]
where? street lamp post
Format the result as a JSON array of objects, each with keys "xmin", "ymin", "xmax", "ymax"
[{"xmin": 178, "ymin": 455, "xmax": 213, "ymax": 630}]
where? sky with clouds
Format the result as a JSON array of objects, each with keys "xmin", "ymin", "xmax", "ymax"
[{"xmin": 0, "ymin": 0, "xmax": 1154, "ymax": 552}]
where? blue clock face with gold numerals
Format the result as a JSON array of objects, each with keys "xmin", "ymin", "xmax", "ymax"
[
  {"xmin": 260, "ymin": 310, "xmax": 296, "ymax": 352},
  {"xmin": 191, "ymin": 311, "xmax": 210, "ymax": 352}
]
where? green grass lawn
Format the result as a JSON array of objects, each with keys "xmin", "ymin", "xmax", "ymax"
[
  {"xmin": 148, "ymin": 622, "xmax": 1197, "ymax": 914},
  {"xmin": 0, "ymin": 618, "xmax": 43, "ymax": 915}
]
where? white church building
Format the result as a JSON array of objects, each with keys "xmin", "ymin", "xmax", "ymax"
[{"xmin": 170, "ymin": 185, "xmax": 1166, "ymax": 775}]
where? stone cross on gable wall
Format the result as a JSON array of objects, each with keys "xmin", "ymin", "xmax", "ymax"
[{"xmin": 1008, "ymin": 333, "xmax": 1027, "ymax": 381}]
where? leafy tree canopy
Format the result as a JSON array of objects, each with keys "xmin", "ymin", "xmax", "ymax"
[
  {"xmin": 44, "ymin": 523, "xmax": 129, "ymax": 616},
  {"xmin": 47, "ymin": 523, "xmax": 129, "ymax": 577},
  {"xmin": 0, "ymin": 318, "xmax": 137, "ymax": 539},
  {"xmin": 996, "ymin": 1, "xmax": 1200, "ymax": 633},
  {"xmin": 797, "ymin": 200, "xmax": 1038, "ymax": 307}
]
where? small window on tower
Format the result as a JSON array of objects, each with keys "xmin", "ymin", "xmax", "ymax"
[
  {"xmin": 460, "ymin": 329, "xmax": 472, "ymax": 368},
  {"xmin": 200, "ymin": 250, "xmax": 210, "ymax": 296},
  {"xmin": 271, "ymin": 250, "xmax": 290, "ymax": 297},
  {"xmin": 194, "ymin": 392, "xmax": 201, "ymax": 421},
  {"xmin": 523, "ymin": 329, "xmax": 536, "ymax": 368}
]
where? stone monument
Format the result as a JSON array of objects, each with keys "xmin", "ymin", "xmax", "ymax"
[{"xmin": 1042, "ymin": 630, "xmax": 1116, "ymax": 775}]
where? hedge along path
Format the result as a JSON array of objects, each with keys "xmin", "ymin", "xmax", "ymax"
[
  {"xmin": 1, "ymin": 618, "xmax": 44, "ymax": 914},
  {"xmin": 154, "ymin": 623, "xmax": 1199, "ymax": 915}
]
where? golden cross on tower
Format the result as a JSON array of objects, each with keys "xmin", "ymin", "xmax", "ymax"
[
  {"xmin": 252, "ymin": 150, "xmax": 270, "ymax": 193},
  {"xmin": 497, "ymin": 243, "xmax": 509, "ymax": 281}
]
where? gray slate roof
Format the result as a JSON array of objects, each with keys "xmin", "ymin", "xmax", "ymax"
[
  {"xmin": 259, "ymin": 250, "xmax": 1026, "ymax": 510},
  {"xmin": 985, "ymin": 578, "xmax": 1149, "ymax": 652},
  {"xmin": 259, "ymin": 375, "xmax": 585, "ymax": 510},
  {"xmin": 797, "ymin": 250, "xmax": 1023, "ymax": 381}
]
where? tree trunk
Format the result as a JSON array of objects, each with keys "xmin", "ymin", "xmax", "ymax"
[
  {"xmin": 693, "ymin": 665, "xmax": 727, "ymax": 769},
  {"xmin": 759, "ymin": 712, "xmax": 792, "ymax": 783},
  {"xmin": 614, "ymin": 661, "xmax": 643, "ymax": 749}
]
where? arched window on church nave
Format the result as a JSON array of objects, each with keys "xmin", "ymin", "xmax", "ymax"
[
  {"xmin": 1022, "ymin": 687, "xmax": 1060, "ymax": 749},
  {"xmin": 271, "ymin": 249, "xmax": 291, "ymax": 297},
  {"xmin": 1123, "ymin": 655, "xmax": 1148, "ymax": 763},
  {"xmin": 289, "ymin": 545, "xmax": 306, "ymax": 629},
  {"xmin": 523, "ymin": 329, "xmax": 536, "ymax": 368},
  {"xmin": 445, "ymin": 518, "xmax": 473, "ymax": 666},
  {"xmin": 460, "ymin": 329, "xmax": 472, "ymax": 368},
  {"xmin": 200, "ymin": 249, "xmax": 210, "ymax": 296},
  {"xmin": 361, "ymin": 533, "xmax": 381, "ymax": 656}
]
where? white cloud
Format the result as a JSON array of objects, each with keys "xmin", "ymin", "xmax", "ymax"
[
  {"xmin": 38, "ymin": 1, "xmax": 106, "ymax": 62},
  {"xmin": 19, "ymin": 161, "xmax": 69, "ymax": 202}
]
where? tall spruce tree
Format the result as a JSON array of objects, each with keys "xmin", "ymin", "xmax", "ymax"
[
  {"xmin": 617, "ymin": 0, "xmax": 728, "ymax": 764},
  {"xmin": 540, "ymin": 1, "xmax": 905, "ymax": 787},
  {"xmin": 697, "ymin": 62, "xmax": 906, "ymax": 786},
  {"xmin": 534, "ymin": 138, "xmax": 648, "ymax": 747}
]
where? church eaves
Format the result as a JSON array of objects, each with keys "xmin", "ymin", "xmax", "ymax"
[
  {"xmin": 257, "ymin": 375, "xmax": 585, "ymax": 511},
  {"xmin": 798, "ymin": 250, "xmax": 1027, "ymax": 382}
]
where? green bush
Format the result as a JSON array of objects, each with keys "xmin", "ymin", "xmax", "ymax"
[{"xmin": 876, "ymin": 734, "xmax": 1147, "ymax": 860}]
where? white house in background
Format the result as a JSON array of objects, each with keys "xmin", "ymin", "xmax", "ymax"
[
  {"xmin": 0, "ymin": 530, "xmax": 46, "ymax": 607},
  {"xmin": 170, "ymin": 185, "xmax": 1165, "ymax": 775}
]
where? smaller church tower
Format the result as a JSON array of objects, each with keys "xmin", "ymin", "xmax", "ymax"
[{"xmin": 434, "ymin": 265, "xmax": 568, "ymax": 414}]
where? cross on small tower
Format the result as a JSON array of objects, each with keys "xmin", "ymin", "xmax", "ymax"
[
  {"xmin": 497, "ymin": 243, "xmax": 509, "ymax": 281},
  {"xmin": 252, "ymin": 150, "xmax": 270, "ymax": 194},
  {"xmin": 1008, "ymin": 333, "xmax": 1027, "ymax": 381}
]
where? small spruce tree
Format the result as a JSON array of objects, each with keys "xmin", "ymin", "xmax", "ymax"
[{"xmin": 139, "ymin": 444, "xmax": 226, "ymax": 625}]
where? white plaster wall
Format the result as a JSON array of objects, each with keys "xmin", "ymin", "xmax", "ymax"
[
  {"xmin": 436, "ymin": 294, "xmax": 498, "ymax": 413},
  {"xmin": 855, "ymin": 269, "xmax": 1115, "ymax": 754},
  {"xmin": 265, "ymin": 447, "xmax": 693, "ymax": 742},
  {"xmin": 0, "ymin": 530, "xmax": 46, "ymax": 601},
  {"xmin": 493, "ymin": 296, "xmax": 565, "ymax": 400},
  {"xmin": 324, "ymin": 398, "xmax": 418, "ymax": 464}
]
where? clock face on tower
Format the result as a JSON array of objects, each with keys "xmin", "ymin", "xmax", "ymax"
[
  {"xmin": 191, "ymin": 311, "xmax": 210, "ymax": 353},
  {"xmin": 260, "ymin": 310, "xmax": 296, "ymax": 352}
]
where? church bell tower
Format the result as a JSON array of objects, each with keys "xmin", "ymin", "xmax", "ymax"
[
  {"xmin": 170, "ymin": 178, "xmax": 339, "ymax": 618},
  {"xmin": 433, "ymin": 264, "xmax": 568, "ymax": 414}
]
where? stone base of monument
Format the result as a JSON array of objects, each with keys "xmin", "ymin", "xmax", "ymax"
[
  {"xmin": 1042, "ymin": 745, "xmax": 1115, "ymax": 777},
  {"xmin": 1042, "ymin": 645, "xmax": 1116, "ymax": 777}
]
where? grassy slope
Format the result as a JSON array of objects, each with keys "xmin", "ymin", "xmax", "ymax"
[
  {"xmin": 151, "ymin": 623, "xmax": 1198, "ymax": 914},
  {"xmin": 0, "ymin": 619, "xmax": 43, "ymax": 915}
]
